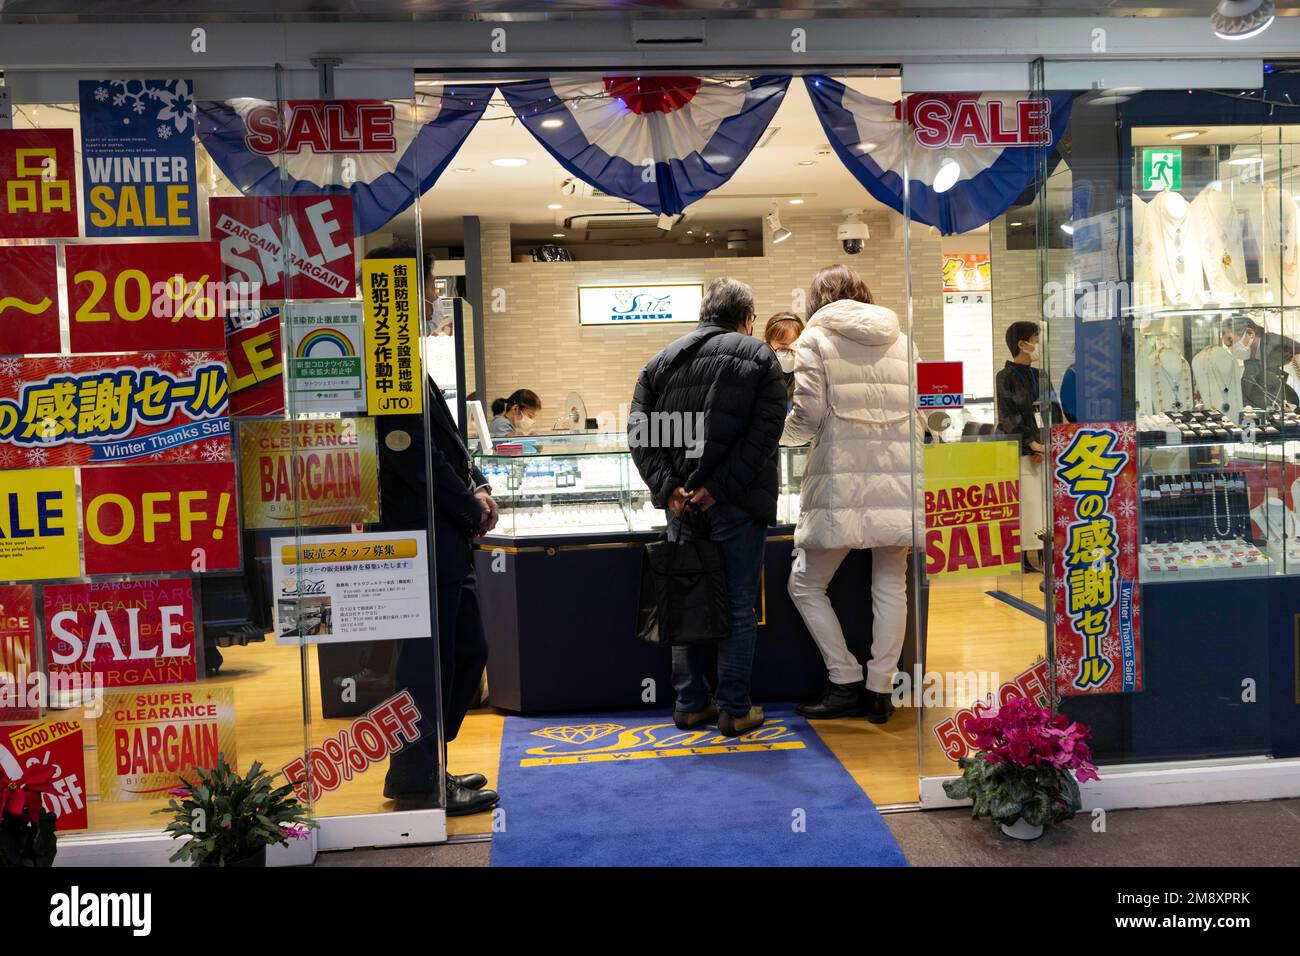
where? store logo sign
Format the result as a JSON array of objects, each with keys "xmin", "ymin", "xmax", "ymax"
[
  {"xmin": 520, "ymin": 719, "xmax": 805, "ymax": 766},
  {"xmin": 578, "ymin": 283, "xmax": 703, "ymax": 326},
  {"xmin": 908, "ymin": 94, "xmax": 1051, "ymax": 149}
]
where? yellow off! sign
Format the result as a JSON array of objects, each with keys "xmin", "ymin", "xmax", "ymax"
[
  {"xmin": 362, "ymin": 258, "xmax": 423, "ymax": 415},
  {"xmin": 0, "ymin": 468, "xmax": 80, "ymax": 581}
]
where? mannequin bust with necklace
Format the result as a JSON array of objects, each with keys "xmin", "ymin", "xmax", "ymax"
[
  {"xmin": 1148, "ymin": 189, "xmax": 1209, "ymax": 309},
  {"xmin": 1192, "ymin": 324, "xmax": 1244, "ymax": 419}
]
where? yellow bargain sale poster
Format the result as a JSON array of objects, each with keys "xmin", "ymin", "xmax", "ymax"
[
  {"xmin": 96, "ymin": 687, "xmax": 237, "ymax": 802},
  {"xmin": 0, "ymin": 468, "xmax": 80, "ymax": 581},
  {"xmin": 923, "ymin": 440, "xmax": 1022, "ymax": 579}
]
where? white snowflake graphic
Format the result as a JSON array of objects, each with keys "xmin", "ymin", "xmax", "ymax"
[
  {"xmin": 1115, "ymin": 497, "xmax": 1137, "ymax": 519},
  {"xmin": 54, "ymin": 355, "xmax": 75, "ymax": 371},
  {"xmin": 157, "ymin": 125, "xmax": 172, "ymax": 140},
  {"xmin": 101, "ymin": 80, "xmax": 196, "ymax": 137},
  {"xmin": 0, "ymin": 356, "xmax": 21, "ymax": 378},
  {"xmin": 181, "ymin": 352, "xmax": 209, "ymax": 375},
  {"xmin": 154, "ymin": 80, "xmax": 196, "ymax": 135},
  {"xmin": 200, "ymin": 440, "xmax": 228, "ymax": 463},
  {"xmin": 25, "ymin": 447, "xmax": 49, "ymax": 467},
  {"xmin": 1121, "ymin": 540, "xmax": 1136, "ymax": 558},
  {"xmin": 0, "ymin": 447, "xmax": 18, "ymax": 468},
  {"xmin": 94, "ymin": 86, "xmax": 109, "ymax": 102}
]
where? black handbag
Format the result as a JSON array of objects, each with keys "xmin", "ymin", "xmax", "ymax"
[{"xmin": 637, "ymin": 509, "xmax": 730, "ymax": 646}]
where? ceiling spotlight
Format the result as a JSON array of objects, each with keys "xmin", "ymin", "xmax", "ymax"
[
  {"xmin": 765, "ymin": 207, "xmax": 793, "ymax": 244},
  {"xmin": 491, "ymin": 157, "xmax": 528, "ymax": 167},
  {"xmin": 547, "ymin": 203, "xmax": 563, "ymax": 210},
  {"xmin": 788, "ymin": 198, "xmax": 805, "ymax": 205},
  {"xmin": 552, "ymin": 233, "xmax": 566, "ymax": 238},
  {"xmin": 932, "ymin": 158, "xmax": 961, "ymax": 193},
  {"xmin": 1169, "ymin": 129, "xmax": 1206, "ymax": 141},
  {"xmin": 1212, "ymin": 0, "xmax": 1275, "ymax": 40}
]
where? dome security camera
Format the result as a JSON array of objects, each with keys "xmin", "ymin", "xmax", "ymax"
[{"xmin": 837, "ymin": 209, "xmax": 869, "ymax": 255}]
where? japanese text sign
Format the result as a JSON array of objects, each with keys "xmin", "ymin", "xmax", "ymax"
[
  {"xmin": 64, "ymin": 241, "xmax": 227, "ymax": 353},
  {"xmin": 79, "ymin": 79, "xmax": 199, "ymax": 238},
  {"xmin": 0, "ymin": 352, "xmax": 231, "ymax": 467},
  {"xmin": 81, "ymin": 461, "xmax": 240, "ymax": 575},
  {"xmin": 210, "ymin": 195, "xmax": 354, "ymax": 300},
  {"xmin": 43, "ymin": 579, "xmax": 197, "ymax": 690},
  {"xmin": 363, "ymin": 257, "xmax": 422, "ymax": 415},
  {"xmin": 0, "ymin": 245, "xmax": 60, "ymax": 354},
  {"xmin": 0, "ymin": 129, "xmax": 79, "ymax": 239},
  {"xmin": 1051, "ymin": 422, "xmax": 1143, "ymax": 696},
  {"xmin": 923, "ymin": 440, "xmax": 1021, "ymax": 578}
]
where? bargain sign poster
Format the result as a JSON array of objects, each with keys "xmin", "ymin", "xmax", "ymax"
[
  {"xmin": 81, "ymin": 461, "xmax": 240, "ymax": 575},
  {"xmin": 239, "ymin": 417, "xmax": 379, "ymax": 529},
  {"xmin": 923, "ymin": 440, "xmax": 1021, "ymax": 579},
  {"xmin": 43, "ymin": 579, "xmax": 197, "ymax": 689},
  {"xmin": 0, "ymin": 584, "xmax": 40, "ymax": 721},
  {"xmin": 210, "ymin": 195, "xmax": 354, "ymax": 300},
  {"xmin": 0, "ymin": 720, "xmax": 89, "ymax": 831},
  {"xmin": 0, "ymin": 245, "xmax": 60, "ymax": 354},
  {"xmin": 0, "ymin": 128, "xmax": 79, "ymax": 239},
  {"xmin": 225, "ymin": 307, "xmax": 285, "ymax": 417},
  {"xmin": 79, "ymin": 79, "xmax": 199, "ymax": 238},
  {"xmin": 97, "ymin": 687, "xmax": 236, "ymax": 802},
  {"xmin": 0, "ymin": 352, "xmax": 231, "ymax": 468},
  {"xmin": 0, "ymin": 468, "xmax": 80, "ymax": 582},
  {"xmin": 1051, "ymin": 422, "xmax": 1143, "ymax": 696},
  {"xmin": 65, "ymin": 241, "xmax": 226, "ymax": 353}
]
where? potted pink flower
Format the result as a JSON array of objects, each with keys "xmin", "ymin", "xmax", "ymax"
[{"xmin": 942, "ymin": 697, "xmax": 1100, "ymax": 840}]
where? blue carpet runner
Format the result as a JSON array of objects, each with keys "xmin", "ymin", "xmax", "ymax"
[{"xmin": 490, "ymin": 704, "xmax": 908, "ymax": 866}]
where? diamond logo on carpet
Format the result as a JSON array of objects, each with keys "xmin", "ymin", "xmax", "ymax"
[{"xmin": 530, "ymin": 723, "xmax": 626, "ymax": 745}]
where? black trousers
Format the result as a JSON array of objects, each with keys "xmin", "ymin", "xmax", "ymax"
[{"xmin": 386, "ymin": 572, "xmax": 489, "ymax": 790}]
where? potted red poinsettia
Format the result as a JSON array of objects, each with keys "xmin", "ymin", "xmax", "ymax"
[{"xmin": 943, "ymin": 696, "xmax": 1100, "ymax": 840}]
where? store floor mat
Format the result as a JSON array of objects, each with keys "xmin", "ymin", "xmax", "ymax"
[{"xmin": 490, "ymin": 705, "xmax": 908, "ymax": 867}]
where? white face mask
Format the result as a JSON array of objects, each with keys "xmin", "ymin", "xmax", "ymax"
[
  {"xmin": 1023, "ymin": 343, "xmax": 1038, "ymax": 361},
  {"xmin": 1230, "ymin": 338, "xmax": 1252, "ymax": 360},
  {"xmin": 777, "ymin": 350, "xmax": 796, "ymax": 374},
  {"xmin": 515, "ymin": 412, "xmax": 536, "ymax": 434}
]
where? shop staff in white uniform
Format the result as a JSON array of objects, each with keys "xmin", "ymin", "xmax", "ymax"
[
  {"xmin": 995, "ymin": 321, "xmax": 1048, "ymax": 573},
  {"xmin": 783, "ymin": 264, "xmax": 920, "ymax": 722}
]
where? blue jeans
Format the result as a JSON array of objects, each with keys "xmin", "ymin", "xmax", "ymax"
[{"xmin": 666, "ymin": 501, "xmax": 767, "ymax": 717}]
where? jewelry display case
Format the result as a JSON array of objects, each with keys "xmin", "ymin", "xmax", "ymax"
[{"xmin": 473, "ymin": 433, "xmax": 810, "ymax": 535}]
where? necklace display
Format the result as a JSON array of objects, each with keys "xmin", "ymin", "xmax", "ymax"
[
  {"xmin": 1210, "ymin": 475, "xmax": 1232, "ymax": 538},
  {"xmin": 1192, "ymin": 344, "xmax": 1243, "ymax": 417},
  {"xmin": 1150, "ymin": 190, "xmax": 1206, "ymax": 306},
  {"xmin": 1262, "ymin": 184, "xmax": 1300, "ymax": 302},
  {"xmin": 1149, "ymin": 345, "xmax": 1194, "ymax": 414}
]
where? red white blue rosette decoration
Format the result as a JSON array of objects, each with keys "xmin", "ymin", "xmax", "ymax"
[
  {"xmin": 195, "ymin": 87, "xmax": 494, "ymax": 236},
  {"xmin": 500, "ymin": 75, "xmax": 790, "ymax": 215},
  {"xmin": 804, "ymin": 76, "xmax": 1073, "ymax": 235}
]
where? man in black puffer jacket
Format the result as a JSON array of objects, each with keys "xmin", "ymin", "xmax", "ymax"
[{"xmin": 630, "ymin": 277, "xmax": 788, "ymax": 738}]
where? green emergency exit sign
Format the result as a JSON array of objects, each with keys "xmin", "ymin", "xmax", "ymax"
[{"xmin": 1142, "ymin": 148, "xmax": 1182, "ymax": 191}]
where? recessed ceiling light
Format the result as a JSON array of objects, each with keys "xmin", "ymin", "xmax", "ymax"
[
  {"xmin": 1169, "ymin": 129, "xmax": 1206, "ymax": 141},
  {"xmin": 797, "ymin": 160, "xmax": 816, "ymax": 167},
  {"xmin": 453, "ymin": 167, "xmax": 474, "ymax": 173},
  {"xmin": 1010, "ymin": 221, "xmax": 1024, "ymax": 227},
  {"xmin": 788, "ymin": 198, "xmax": 805, "ymax": 205},
  {"xmin": 932, "ymin": 158, "xmax": 961, "ymax": 193},
  {"xmin": 491, "ymin": 158, "xmax": 528, "ymax": 167},
  {"xmin": 547, "ymin": 203, "xmax": 563, "ymax": 209},
  {"xmin": 552, "ymin": 233, "xmax": 565, "ymax": 238},
  {"xmin": 540, "ymin": 118, "xmax": 564, "ymax": 129}
]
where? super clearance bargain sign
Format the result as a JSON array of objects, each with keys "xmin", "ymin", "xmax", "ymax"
[{"xmin": 1051, "ymin": 422, "xmax": 1143, "ymax": 696}]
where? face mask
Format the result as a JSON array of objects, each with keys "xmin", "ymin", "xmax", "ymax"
[
  {"xmin": 1023, "ymin": 343, "xmax": 1038, "ymax": 361},
  {"xmin": 1230, "ymin": 339, "xmax": 1252, "ymax": 360},
  {"xmin": 777, "ymin": 350, "xmax": 796, "ymax": 374},
  {"xmin": 516, "ymin": 413, "xmax": 536, "ymax": 434}
]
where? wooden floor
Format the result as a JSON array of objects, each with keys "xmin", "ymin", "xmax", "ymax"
[{"xmin": 66, "ymin": 570, "xmax": 1045, "ymax": 839}]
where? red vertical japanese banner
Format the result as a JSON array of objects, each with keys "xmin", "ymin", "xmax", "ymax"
[{"xmin": 1051, "ymin": 422, "xmax": 1143, "ymax": 696}]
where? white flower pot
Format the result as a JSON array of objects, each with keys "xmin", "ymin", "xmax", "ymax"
[{"xmin": 1000, "ymin": 819, "xmax": 1044, "ymax": 840}]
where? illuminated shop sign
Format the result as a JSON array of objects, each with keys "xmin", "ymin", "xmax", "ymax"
[{"xmin": 578, "ymin": 283, "xmax": 703, "ymax": 326}]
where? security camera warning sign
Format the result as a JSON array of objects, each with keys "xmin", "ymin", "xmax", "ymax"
[{"xmin": 917, "ymin": 361, "xmax": 964, "ymax": 410}]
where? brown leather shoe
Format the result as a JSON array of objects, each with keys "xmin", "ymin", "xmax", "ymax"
[
  {"xmin": 674, "ymin": 699, "xmax": 718, "ymax": 730},
  {"xmin": 718, "ymin": 705, "xmax": 765, "ymax": 737}
]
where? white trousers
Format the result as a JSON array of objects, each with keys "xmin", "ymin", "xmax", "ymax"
[{"xmin": 787, "ymin": 545, "xmax": 909, "ymax": 693}]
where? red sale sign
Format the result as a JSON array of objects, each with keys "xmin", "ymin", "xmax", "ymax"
[
  {"xmin": 65, "ymin": 241, "xmax": 227, "ymax": 353},
  {"xmin": 906, "ymin": 94, "xmax": 1051, "ymax": 149},
  {"xmin": 226, "ymin": 307, "xmax": 285, "ymax": 416},
  {"xmin": 0, "ymin": 584, "xmax": 40, "ymax": 721},
  {"xmin": 917, "ymin": 361, "xmax": 964, "ymax": 410},
  {"xmin": 80, "ymin": 461, "xmax": 240, "ymax": 575},
  {"xmin": 0, "ymin": 129, "xmax": 79, "ymax": 239},
  {"xmin": 1051, "ymin": 422, "xmax": 1143, "ymax": 696},
  {"xmin": 0, "ymin": 245, "xmax": 60, "ymax": 354},
  {"xmin": 210, "ymin": 195, "xmax": 355, "ymax": 300},
  {"xmin": 43, "ymin": 579, "xmax": 197, "ymax": 689},
  {"xmin": 0, "ymin": 720, "xmax": 89, "ymax": 831},
  {"xmin": 244, "ymin": 100, "xmax": 398, "ymax": 155}
]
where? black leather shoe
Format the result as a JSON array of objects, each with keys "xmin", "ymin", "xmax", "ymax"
[
  {"xmin": 797, "ymin": 681, "xmax": 868, "ymax": 719},
  {"xmin": 448, "ymin": 771, "xmax": 488, "ymax": 791},
  {"xmin": 446, "ymin": 778, "xmax": 499, "ymax": 817},
  {"xmin": 865, "ymin": 690, "xmax": 895, "ymax": 725}
]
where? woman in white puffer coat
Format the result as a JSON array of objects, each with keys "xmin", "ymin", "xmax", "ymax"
[{"xmin": 782, "ymin": 264, "xmax": 921, "ymax": 724}]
